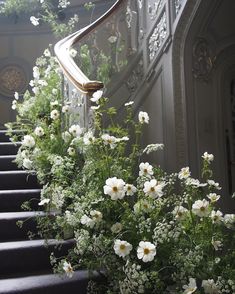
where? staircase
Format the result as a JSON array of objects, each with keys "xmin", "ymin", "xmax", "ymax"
[{"xmin": 0, "ymin": 130, "xmax": 91, "ymax": 294}]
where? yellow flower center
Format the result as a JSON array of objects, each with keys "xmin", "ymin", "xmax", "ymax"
[
  {"xmin": 113, "ymin": 186, "xmax": 118, "ymax": 192},
  {"xmin": 150, "ymin": 187, "xmax": 155, "ymax": 192},
  {"xmin": 144, "ymin": 169, "xmax": 148, "ymax": 173},
  {"xmin": 120, "ymin": 244, "xmax": 126, "ymax": 250},
  {"xmin": 200, "ymin": 207, "xmax": 205, "ymax": 211},
  {"xmin": 144, "ymin": 248, "xmax": 150, "ymax": 255}
]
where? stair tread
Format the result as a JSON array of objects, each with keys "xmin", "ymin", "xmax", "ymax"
[
  {"xmin": 0, "ymin": 142, "xmax": 21, "ymax": 145},
  {"xmin": 0, "ymin": 155, "xmax": 16, "ymax": 158},
  {"xmin": 0, "ymin": 211, "xmax": 45, "ymax": 220},
  {"xmin": 0, "ymin": 189, "xmax": 41, "ymax": 195},
  {"xmin": 0, "ymin": 170, "xmax": 34, "ymax": 175}
]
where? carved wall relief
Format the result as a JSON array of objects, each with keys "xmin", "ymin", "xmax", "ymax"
[
  {"xmin": 148, "ymin": 10, "xmax": 167, "ymax": 62},
  {"xmin": 148, "ymin": 0, "xmax": 164, "ymax": 19},
  {"xmin": 126, "ymin": 59, "xmax": 144, "ymax": 93},
  {"xmin": 192, "ymin": 38, "xmax": 216, "ymax": 82}
]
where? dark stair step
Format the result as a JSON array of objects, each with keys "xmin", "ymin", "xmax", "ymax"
[
  {"xmin": 0, "ymin": 143, "xmax": 20, "ymax": 156},
  {"xmin": 0, "ymin": 171, "xmax": 40, "ymax": 190},
  {"xmin": 0, "ymin": 155, "xmax": 18, "ymax": 171},
  {"xmin": 0, "ymin": 189, "xmax": 41, "ymax": 212},
  {"xmin": 0, "ymin": 211, "xmax": 45, "ymax": 241},
  {"xmin": 0, "ymin": 270, "xmax": 100, "ymax": 294},
  {"xmin": 0, "ymin": 130, "xmax": 24, "ymax": 143},
  {"xmin": 0, "ymin": 239, "xmax": 74, "ymax": 275}
]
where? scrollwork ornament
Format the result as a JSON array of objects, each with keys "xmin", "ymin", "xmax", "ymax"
[
  {"xmin": 192, "ymin": 38, "xmax": 216, "ymax": 82},
  {"xmin": 148, "ymin": 0, "xmax": 164, "ymax": 19}
]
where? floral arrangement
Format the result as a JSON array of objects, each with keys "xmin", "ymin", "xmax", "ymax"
[{"xmin": 6, "ymin": 48, "xmax": 235, "ymax": 294}]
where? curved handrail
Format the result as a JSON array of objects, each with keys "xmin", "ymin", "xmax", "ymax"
[{"xmin": 54, "ymin": 0, "xmax": 124, "ymax": 93}]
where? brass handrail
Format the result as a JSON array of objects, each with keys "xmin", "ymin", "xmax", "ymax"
[{"xmin": 54, "ymin": 0, "xmax": 124, "ymax": 93}]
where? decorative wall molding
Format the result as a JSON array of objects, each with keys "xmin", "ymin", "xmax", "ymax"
[
  {"xmin": 148, "ymin": 0, "xmax": 164, "ymax": 19},
  {"xmin": 174, "ymin": 0, "xmax": 185, "ymax": 17},
  {"xmin": 192, "ymin": 38, "xmax": 216, "ymax": 82},
  {"xmin": 148, "ymin": 10, "xmax": 167, "ymax": 62},
  {"xmin": 126, "ymin": 58, "xmax": 144, "ymax": 93}
]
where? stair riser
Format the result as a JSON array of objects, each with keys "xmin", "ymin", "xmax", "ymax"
[
  {"xmin": 0, "ymin": 157, "xmax": 18, "ymax": 171},
  {"xmin": 0, "ymin": 242, "xmax": 74, "ymax": 275},
  {"xmin": 0, "ymin": 144, "xmax": 20, "ymax": 156},
  {"xmin": 0, "ymin": 173, "xmax": 40, "ymax": 190},
  {"xmin": 0, "ymin": 192, "xmax": 40, "ymax": 212}
]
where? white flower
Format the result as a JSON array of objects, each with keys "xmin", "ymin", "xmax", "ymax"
[
  {"xmin": 69, "ymin": 124, "xmax": 82, "ymax": 137},
  {"xmin": 124, "ymin": 101, "xmax": 134, "ymax": 106},
  {"xmin": 34, "ymin": 126, "xmax": 44, "ymax": 137},
  {"xmin": 69, "ymin": 48, "xmax": 77, "ymax": 57},
  {"xmin": 38, "ymin": 198, "xmax": 50, "ymax": 206},
  {"xmin": 101, "ymin": 134, "xmax": 117, "ymax": 149},
  {"xmin": 143, "ymin": 143, "xmax": 164, "ymax": 154},
  {"xmin": 62, "ymin": 131, "xmax": 72, "ymax": 143},
  {"xmin": 90, "ymin": 105, "xmax": 100, "ymax": 110},
  {"xmin": 207, "ymin": 193, "xmax": 220, "ymax": 203},
  {"xmin": 211, "ymin": 238, "xmax": 223, "ymax": 251},
  {"xmin": 62, "ymin": 105, "xmax": 70, "ymax": 113},
  {"xmin": 67, "ymin": 147, "xmax": 76, "ymax": 156},
  {"xmin": 33, "ymin": 66, "xmax": 40, "ymax": 80},
  {"xmin": 50, "ymin": 109, "xmax": 60, "ymax": 120},
  {"xmin": 52, "ymin": 88, "xmax": 58, "ymax": 95},
  {"xmin": 183, "ymin": 278, "xmax": 197, "ymax": 294},
  {"xmin": 202, "ymin": 152, "xmax": 214, "ymax": 163},
  {"xmin": 32, "ymin": 87, "xmax": 39, "ymax": 95},
  {"xmin": 21, "ymin": 150, "xmax": 29, "ymax": 159},
  {"xmin": 138, "ymin": 111, "xmax": 149, "ymax": 124},
  {"xmin": 90, "ymin": 210, "xmax": 103, "ymax": 222},
  {"xmin": 38, "ymin": 79, "xmax": 48, "ymax": 87},
  {"xmin": 223, "ymin": 214, "xmax": 235, "ymax": 228},
  {"xmin": 108, "ymin": 35, "xmax": 117, "ymax": 43},
  {"xmin": 14, "ymin": 92, "xmax": 19, "ymax": 100},
  {"xmin": 103, "ymin": 177, "xmax": 126, "ymax": 200},
  {"xmin": 43, "ymin": 48, "xmax": 51, "ymax": 57},
  {"xmin": 50, "ymin": 100, "xmax": 59, "ymax": 107},
  {"xmin": 63, "ymin": 261, "xmax": 74, "ymax": 278},
  {"xmin": 30, "ymin": 16, "xmax": 40, "ymax": 26},
  {"xmin": 186, "ymin": 178, "xmax": 207, "ymax": 187},
  {"xmin": 114, "ymin": 239, "xmax": 132, "ymax": 258},
  {"xmin": 90, "ymin": 90, "xmax": 103, "ymax": 104},
  {"xmin": 22, "ymin": 135, "xmax": 35, "ymax": 148},
  {"xmin": 80, "ymin": 215, "xmax": 95, "ymax": 228},
  {"xmin": 111, "ymin": 222, "xmax": 123, "ymax": 233},
  {"xmin": 125, "ymin": 184, "xmax": 137, "ymax": 196},
  {"xmin": 207, "ymin": 180, "xmax": 221, "ymax": 190},
  {"xmin": 178, "ymin": 167, "xmax": 191, "ymax": 179},
  {"xmin": 192, "ymin": 199, "xmax": 210, "ymax": 217},
  {"xmin": 139, "ymin": 162, "xmax": 153, "ymax": 177},
  {"xmin": 202, "ymin": 279, "xmax": 219, "ymax": 294},
  {"xmin": 116, "ymin": 136, "xmax": 129, "ymax": 142},
  {"xmin": 83, "ymin": 131, "xmax": 95, "ymax": 145},
  {"xmin": 172, "ymin": 206, "xmax": 188, "ymax": 220},
  {"xmin": 11, "ymin": 100, "xmax": 17, "ymax": 110},
  {"xmin": 143, "ymin": 179, "xmax": 165, "ymax": 198},
  {"xmin": 137, "ymin": 241, "xmax": 156, "ymax": 262},
  {"xmin": 210, "ymin": 210, "xmax": 223, "ymax": 223},
  {"xmin": 134, "ymin": 200, "xmax": 153, "ymax": 214},
  {"xmin": 23, "ymin": 158, "xmax": 33, "ymax": 169}
]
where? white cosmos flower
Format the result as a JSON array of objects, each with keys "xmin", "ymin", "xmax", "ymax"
[
  {"xmin": 43, "ymin": 48, "xmax": 51, "ymax": 57},
  {"xmin": 178, "ymin": 167, "xmax": 191, "ymax": 179},
  {"xmin": 172, "ymin": 206, "xmax": 188, "ymax": 221},
  {"xmin": 183, "ymin": 278, "xmax": 197, "ymax": 294},
  {"xmin": 139, "ymin": 162, "xmax": 153, "ymax": 177},
  {"xmin": 210, "ymin": 210, "xmax": 223, "ymax": 223},
  {"xmin": 14, "ymin": 92, "xmax": 19, "ymax": 100},
  {"xmin": 134, "ymin": 200, "xmax": 153, "ymax": 214},
  {"xmin": 62, "ymin": 131, "xmax": 72, "ymax": 143},
  {"xmin": 138, "ymin": 111, "xmax": 149, "ymax": 124},
  {"xmin": 80, "ymin": 215, "xmax": 95, "ymax": 228},
  {"xmin": 125, "ymin": 184, "xmax": 137, "ymax": 196},
  {"xmin": 211, "ymin": 238, "xmax": 223, "ymax": 251},
  {"xmin": 202, "ymin": 279, "xmax": 219, "ymax": 294},
  {"xmin": 103, "ymin": 177, "xmax": 126, "ymax": 200},
  {"xmin": 101, "ymin": 134, "xmax": 117, "ymax": 149},
  {"xmin": 21, "ymin": 150, "xmax": 29, "ymax": 159},
  {"xmin": 50, "ymin": 109, "xmax": 60, "ymax": 120},
  {"xmin": 143, "ymin": 179, "xmax": 165, "ymax": 198},
  {"xmin": 22, "ymin": 135, "xmax": 35, "ymax": 148},
  {"xmin": 69, "ymin": 48, "xmax": 77, "ymax": 57},
  {"xmin": 34, "ymin": 126, "xmax": 44, "ymax": 137},
  {"xmin": 38, "ymin": 198, "xmax": 50, "ymax": 206},
  {"xmin": 69, "ymin": 124, "xmax": 82, "ymax": 137},
  {"xmin": 116, "ymin": 136, "xmax": 129, "ymax": 142},
  {"xmin": 137, "ymin": 241, "xmax": 156, "ymax": 262},
  {"xmin": 38, "ymin": 79, "xmax": 48, "ymax": 87},
  {"xmin": 90, "ymin": 210, "xmax": 103, "ymax": 222},
  {"xmin": 23, "ymin": 158, "xmax": 33, "ymax": 169},
  {"xmin": 52, "ymin": 88, "xmax": 58, "ymax": 95},
  {"xmin": 202, "ymin": 152, "xmax": 214, "ymax": 163},
  {"xmin": 83, "ymin": 131, "xmax": 95, "ymax": 145},
  {"xmin": 62, "ymin": 105, "xmax": 70, "ymax": 113},
  {"xmin": 207, "ymin": 180, "xmax": 221, "ymax": 190},
  {"xmin": 32, "ymin": 87, "xmax": 39, "ymax": 95},
  {"xmin": 63, "ymin": 261, "xmax": 74, "ymax": 278},
  {"xmin": 30, "ymin": 16, "xmax": 40, "ymax": 26},
  {"xmin": 192, "ymin": 199, "xmax": 210, "ymax": 217},
  {"xmin": 11, "ymin": 100, "xmax": 17, "ymax": 110},
  {"xmin": 90, "ymin": 90, "xmax": 103, "ymax": 104},
  {"xmin": 67, "ymin": 147, "xmax": 76, "ymax": 156},
  {"xmin": 111, "ymin": 222, "xmax": 123, "ymax": 233},
  {"xmin": 207, "ymin": 193, "xmax": 220, "ymax": 203},
  {"xmin": 114, "ymin": 239, "xmax": 132, "ymax": 258},
  {"xmin": 186, "ymin": 178, "xmax": 207, "ymax": 187},
  {"xmin": 50, "ymin": 100, "xmax": 59, "ymax": 107},
  {"xmin": 90, "ymin": 105, "xmax": 100, "ymax": 110},
  {"xmin": 223, "ymin": 214, "xmax": 235, "ymax": 228}
]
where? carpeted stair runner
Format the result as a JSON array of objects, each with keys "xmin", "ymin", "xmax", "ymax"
[{"xmin": 0, "ymin": 130, "xmax": 91, "ymax": 294}]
